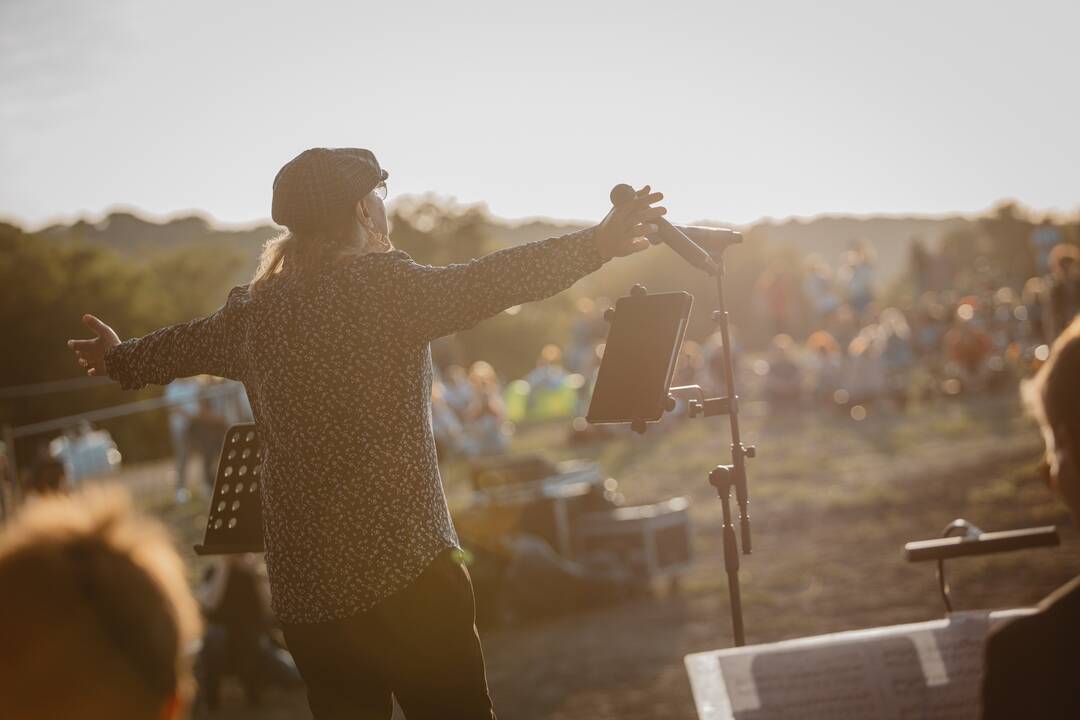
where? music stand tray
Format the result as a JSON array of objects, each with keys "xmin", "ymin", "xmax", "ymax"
[
  {"xmin": 586, "ymin": 289, "xmax": 693, "ymax": 430},
  {"xmin": 194, "ymin": 423, "xmax": 266, "ymax": 555}
]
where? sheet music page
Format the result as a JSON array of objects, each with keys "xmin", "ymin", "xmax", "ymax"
[{"xmin": 685, "ymin": 611, "xmax": 1032, "ymax": 720}]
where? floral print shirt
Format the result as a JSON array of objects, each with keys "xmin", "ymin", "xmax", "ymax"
[{"xmin": 105, "ymin": 228, "xmax": 604, "ymax": 623}]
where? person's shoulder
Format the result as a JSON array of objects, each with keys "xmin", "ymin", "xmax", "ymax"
[
  {"xmin": 1038, "ymin": 575, "xmax": 1080, "ymax": 626},
  {"xmin": 224, "ymin": 283, "xmax": 253, "ymax": 307},
  {"xmin": 984, "ymin": 582, "xmax": 1080, "ymax": 719},
  {"xmin": 988, "ymin": 608, "xmax": 1052, "ymax": 655},
  {"xmin": 335, "ymin": 249, "xmax": 416, "ymax": 275},
  {"xmin": 987, "ymin": 577, "xmax": 1080, "ymax": 663},
  {"xmin": 332, "ymin": 249, "xmax": 438, "ymax": 293}
]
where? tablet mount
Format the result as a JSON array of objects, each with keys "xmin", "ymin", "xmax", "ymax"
[{"xmin": 586, "ymin": 184, "xmax": 754, "ymax": 646}]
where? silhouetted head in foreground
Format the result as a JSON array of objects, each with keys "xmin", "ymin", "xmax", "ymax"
[
  {"xmin": 0, "ymin": 487, "xmax": 201, "ymax": 720},
  {"xmin": 1024, "ymin": 315, "xmax": 1080, "ymax": 525},
  {"xmin": 253, "ymin": 147, "xmax": 392, "ymax": 295}
]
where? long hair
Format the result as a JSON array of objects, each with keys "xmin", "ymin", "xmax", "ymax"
[{"xmin": 250, "ymin": 204, "xmax": 390, "ymax": 297}]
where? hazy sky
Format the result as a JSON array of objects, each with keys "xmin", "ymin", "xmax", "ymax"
[{"xmin": 1, "ymin": 0, "xmax": 1077, "ymax": 229}]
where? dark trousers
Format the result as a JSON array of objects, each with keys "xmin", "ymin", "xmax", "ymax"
[{"xmin": 282, "ymin": 550, "xmax": 496, "ymax": 719}]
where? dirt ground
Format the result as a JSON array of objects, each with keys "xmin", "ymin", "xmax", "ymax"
[{"xmin": 128, "ymin": 392, "xmax": 1078, "ymax": 719}]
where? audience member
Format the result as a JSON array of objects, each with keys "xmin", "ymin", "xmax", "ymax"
[
  {"xmin": 187, "ymin": 378, "xmax": 229, "ymax": 492},
  {"xmin": 27, "ymin": 440, "xmax": 67, "ymax": 496},
  {"xmin": 1046, "ymin": 243, "xmax": 1080, "ymax": 340},
  {"xmin": 763, "ymin": 334, "xmax": 803, "ymax": 407},
  {"xmin": 827, "ymin": 303, "xmax": 860, "ymax": 352},
  {"xmin": 673, "ymin": 340, "xmax": 705, "ymax": 389},
  {"xmin": 195, "ymin": 554, "xmax": 302, "ymax": 713},
  {"xmin": 464, "ymin": 361, "xmax": 510, "ymax": 456},
  {"xmin": 567, "ymin": 297, "xmax": 605, "ymax": 374},
  {"xmin": 945, "ymin": 306, "xmax": 993, "ymax": 391},
  {"xmin": 981, "ymin": 315, "xmax": 1080, "ymax": 720},
  {"xmin": 432, "ymin": 381, "xmax": 466, "ymax": 459},
  {"xmin": 1030, "ymin": 218, "xmax": 1063, "ymax": 277},
  {"xmin": 1021, "ymin": 276, "xmax": 1049, "ymax": 345},
  {"xmin": 165, "ymin": 376, "xmax": 201, "ymax": 503},
  {"xmin": 526, "ymin": 344, "xmax": 569, "ymax": 393},
  {"xmin": 803, "ymin": 254, "xmax": 840, "ymax": 323},
  {"xmin": 839, "ymin": 241, "xmax": 876, "ymax": 319},
  {"xmin": 703, "ymin": 328, "xmax": 741, "ymax": 397},
  {"xmin": 879, "ymin": 308, "xmax": 915, "ymax": 405},
  {"xmin": 50, "ymin": 420, "xmax": 121, "ymax": 486},
  {"xmin": 0, "ymin": 486, "xmax": 201, "ymax": 720},
  {"xmin": 909, "ymin": 237, "xmax": 932, "ymax": 295},
  {"xmin": 805, "ymin": 331, "xmax": 844, "ymax": 405},
  {"xmin": 755, "ymin": 262, "xmax": 796, "ymax": 336},
  {"xmin": 442, "ymin": 364, "xmax": 475, "ymax": 420},
  {"xmin": 846, "ymin": 326, "xmax": 885, "ymax": 405}
]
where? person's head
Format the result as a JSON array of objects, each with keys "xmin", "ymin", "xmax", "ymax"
[
  {"xmin": 537, "ymin": 344, "xmax": 562, "ymax": 368},
  {"xmin": 253, "ymin": 147, "xmax": 392, "ymax": 295},
  {"xmin": 1049, "ymin": 243, "xmax": 1079, "ymax": 279},
  {"xmin": 1023, "ymin": 276, "xmax": 1047, "ymax": 305},
  {"xmin": 446, "ymin": 365, "xmax": 468, "ymax": 386},
  {"xmin": 0, "ymin": 486, "xmax": 201, "ymax": 720},
  {"xmin": 1023, "ymin": 316, "xmax": 1080, "ymax": 525},
  {"xmin": 804, "ymin": 253, "xmax": 830, "ymax": 277},
  {"xmin": 806, "ymin": 330, "xmax": 840, "ymax": 357},
  {"xmin": 468, "ymin": 361, "xmax": 498, "ymax": 390},
  {"xmin": 769, "ymin": 334, "xmax": 795, "ymax": 358},
  {"xmin": 879, "ymin": 307, "xmax": 910, "ymax": 340}
]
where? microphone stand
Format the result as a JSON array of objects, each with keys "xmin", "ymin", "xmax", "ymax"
[
  {"xmin": 689, "ymin": 246, "xmax": 755, "ymax": 647},
  {"xmin": 609, "ymin": 183, "xmax": 754, "ymax": 645}
]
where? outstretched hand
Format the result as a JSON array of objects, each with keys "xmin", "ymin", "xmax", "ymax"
[
  {"xmin": 67, "ymin": 314, "xmax": 121, "ymax": 377},
  {"xmin": 593, "ymin": 185, "xmax": 666, "ymax": 260}
]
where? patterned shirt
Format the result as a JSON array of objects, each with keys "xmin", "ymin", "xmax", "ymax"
[{"xmin": 104, "ymin": 228, "xmax": 604, "ymax": 623}]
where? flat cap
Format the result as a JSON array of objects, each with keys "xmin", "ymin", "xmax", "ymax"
[{"xmin": 271, "ymin": 148, "xmax": 389, "ymax": 232}]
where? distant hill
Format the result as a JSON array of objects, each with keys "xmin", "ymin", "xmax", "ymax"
[
  {"xmin": 34, "ymin": 211, "xmax": 277, "ymax": 261},
  {"xmin": 733, "ymin": 214, "xmax": 974, "ymax": 277},
  {"xmin": 16, "ymin": 202, "xmax": 1008, "ymax": 288}
]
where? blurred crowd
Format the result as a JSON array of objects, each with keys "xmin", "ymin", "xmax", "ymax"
[
  {"xmin": 731, "ymin": 233, "xmax": 1080, "ymax": 417},
  {"xmin": 430, "ymin": 297, "xmax": 611, "ymax": 459},
  {"xmin": 430, "ymin": 227, "xmax": 1080, "ymax": 449}
]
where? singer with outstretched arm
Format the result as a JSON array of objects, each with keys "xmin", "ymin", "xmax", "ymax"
[{"xmin": 66, "ymin": 147, "xmax": 665, "ymax": 720}]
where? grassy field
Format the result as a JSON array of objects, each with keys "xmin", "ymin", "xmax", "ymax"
[{"xmin": 131, "ymin": 391, "xmax": 1078, "ymax": 719}]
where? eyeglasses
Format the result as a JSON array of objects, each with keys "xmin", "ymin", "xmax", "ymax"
[{"xmin": 372, "ymin": 181, "xmax": 388, "ymax": 201}]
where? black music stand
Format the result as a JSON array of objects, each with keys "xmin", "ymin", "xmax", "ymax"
[
  {"xmin": 194, "ymin": 423, "xmax": 266, "ymax": 555},
  {"xmin": 904, "ymin": 519, "xmax": 1059, "ymax": 613},
  {"xmin": 586, "ymin": 286, "xmax": 693, "ymax": 434}
]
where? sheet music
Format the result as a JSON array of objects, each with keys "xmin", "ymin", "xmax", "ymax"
[{"xmin": 684, "ymin": 610, "xmax": 1034, "ymax": 720}]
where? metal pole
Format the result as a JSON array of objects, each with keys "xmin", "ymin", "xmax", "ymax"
[
  {"xmin": 714, "ymin": 258, "xmax": 752, "ymax": 554},
  {"xmin": 711, "ymin": 465, "xmax": 746, "ymax": 645},
  {"xmin": 707, "ymin": 251, "xmax": 755, "ymax": 646}
]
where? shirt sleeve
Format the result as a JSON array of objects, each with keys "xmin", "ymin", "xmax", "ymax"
[
  {"xmin": 359, "ymin": 227, "xmax": 606, "ymax": 343},
  {"xmin": 103, "ymin": 285, "xmax": 250, "ymax": 390}
]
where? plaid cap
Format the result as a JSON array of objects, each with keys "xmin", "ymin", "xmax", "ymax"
[{"xmin": 271, "ymin": 148, "xmax": 389, "ymax": 231}]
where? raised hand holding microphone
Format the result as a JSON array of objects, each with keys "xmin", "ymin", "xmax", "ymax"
[
  {"xmin": 610, "ymin": 183, "xmax": 719, "ymax": 275},
  {"xmin": 593, "ymin": 185, "xmax": 667, "ymax": 260}
]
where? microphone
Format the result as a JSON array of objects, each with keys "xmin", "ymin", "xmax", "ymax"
[
  {"xmin": 904, "ymin": 525, "xmax": 1059, "ymax": 562},
  {"xmin": 610, "ymin": 184, "xmax": 719, "ymax": 276},
  {"xmin": 659, "ymin": 225, "xmax": 743, "ymax": 257}
]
